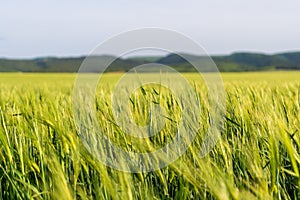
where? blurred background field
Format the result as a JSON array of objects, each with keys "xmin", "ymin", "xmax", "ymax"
[{"xmin": 1, "ymin": 71, "xmax": 300, "ymax": 86}]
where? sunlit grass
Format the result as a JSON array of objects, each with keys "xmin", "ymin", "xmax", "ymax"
[{"xmin": 0, "ymin": 72, "xmax": 299, "ymax": 199}]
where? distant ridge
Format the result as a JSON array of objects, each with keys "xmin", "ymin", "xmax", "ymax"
[{"xmin": 1, "ymin": 51, "xmax": 300, "ymax": 72}]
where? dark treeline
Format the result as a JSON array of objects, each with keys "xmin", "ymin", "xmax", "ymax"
[{"xmin": 1, "ymin": 52, "xmax": 300, "ymax": 72}]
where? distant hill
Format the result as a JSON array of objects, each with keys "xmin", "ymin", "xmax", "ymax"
[
  {"xmin": 1, "ymin": 52, "xmax": 300, "ymax": 72},
  {"xmin": 213, "ymin": 52, "xmax": 300, "ymax": 71}
]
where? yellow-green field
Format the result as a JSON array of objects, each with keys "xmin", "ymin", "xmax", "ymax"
[{"xmin": 0, "ymin": 72, "xmax": 300, "ymax": 199}]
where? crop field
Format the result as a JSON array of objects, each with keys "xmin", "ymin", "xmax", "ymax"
[{"xmin": 0, "ymin": 72, "xmax": 300, "ymax": 199}]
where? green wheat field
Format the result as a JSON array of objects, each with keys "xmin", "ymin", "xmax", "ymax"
[{"xmin": 0, "ymin": 72, "xmax": 299, "ymax": 200}]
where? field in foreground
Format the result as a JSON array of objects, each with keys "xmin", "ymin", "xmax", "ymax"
[{"xmin": 0, "ymin": 72, "xmax": 300, "ymax": 199}]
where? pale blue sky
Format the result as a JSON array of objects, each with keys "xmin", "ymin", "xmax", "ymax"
[{"xmin": 1, "ymin": 0, "xmax": 299, "ymax": 58}]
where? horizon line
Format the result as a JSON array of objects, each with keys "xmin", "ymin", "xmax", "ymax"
[{"xmin": 1, "ymin": 50, "xmax": 300, "ymax": 60}]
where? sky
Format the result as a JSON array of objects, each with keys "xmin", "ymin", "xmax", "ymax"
[{"xmin": 0, "ymin": 0, "xmax": 299, "ymax": 58}]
